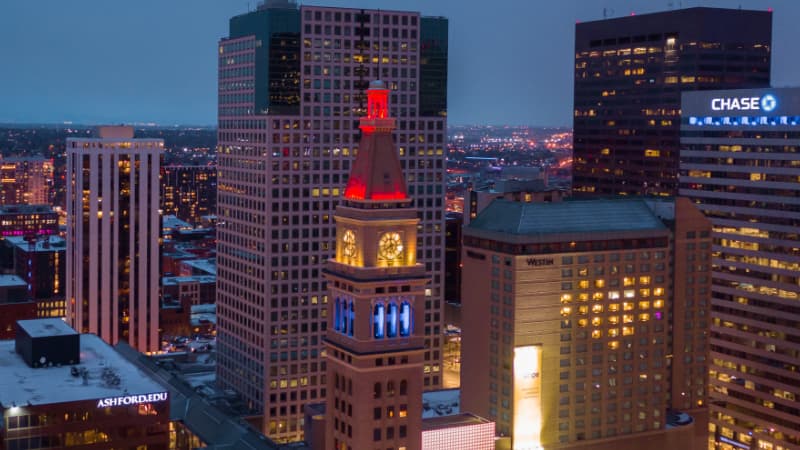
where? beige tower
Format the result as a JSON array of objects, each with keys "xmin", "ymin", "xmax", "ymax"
[{"xmin": 324, "ymin": 81, "xmax": 427, "ymax": 450}]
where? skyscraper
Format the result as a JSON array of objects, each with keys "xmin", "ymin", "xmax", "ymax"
[
  {"xmin": 216, "ymin": 2, "xmax": 447, "ymax": 441},
  {"xmin": 572, "ymin": 7, "xmax": 771, "ymax": 197},
  {"xmin": 680, "ymin": 87, "xmax": 800, "ymax": 450},
  {"xmin": 66, "ymin": 126, "xmax": 162, "ymax": 352},
  {"xmin": 461, "ymin": 197, "xmax": 711, "ymax": 449},
  {"xmin": 324, "ymin": 80, "xmax": 426, "ymax": 450}
]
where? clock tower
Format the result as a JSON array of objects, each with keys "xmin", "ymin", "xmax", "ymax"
[{"xmin": 324, "ymin": 80, "xmax": 427, "ymax": 450}]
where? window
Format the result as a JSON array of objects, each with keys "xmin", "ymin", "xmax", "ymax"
[{"xmin": 373, "ymin": 304, "xmax": 385, "ymax": 338}]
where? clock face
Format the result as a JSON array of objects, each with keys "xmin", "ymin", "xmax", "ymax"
[
  {"xmin": 378, "ymin": 232, "xmax": 403, "ymax": 260},
  {"xmin": 342, "ymin": 230, "xmax": 356, "ymax": 258}
]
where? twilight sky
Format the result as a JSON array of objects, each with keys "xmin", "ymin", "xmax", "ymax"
[{"xmin": 1, "ymin": 0, "xmax": 797, "ymax": 126}]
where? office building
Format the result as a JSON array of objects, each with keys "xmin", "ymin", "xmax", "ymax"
[
  {"xmin": 0, "ymin": 319, "xmax": 171, "ymax": 449},
  {"xmin": 0, "ymin": 157, "xmax": 53, "ymax": 205},
  {"xmin": 421, "ymin": 414, "xmax": 495, "ymax": 450},
  {"xmin": 216, "ymin": 2, "xmax": 448, "ymax": 441},
  {"xmin": 0, "ymin": 204, "xmax": 58, "ymax": 238},
  {"xmin": 461, "ymin": 197, "xmax": 711, "ymax": 449},
  {"xmin": 572, "ymin": 7, "xmax": 771, "ymax": 197},
  {"xmin": 66, "ymin": 126, "xmax": 162, "ymax": 352},
  {"xmin": 161, "ymin": 164, "xmax": 217, "ymax": 225},
  {"xmin": 680, "ymin": 87, "xmax": 800, "ymax": 450}
]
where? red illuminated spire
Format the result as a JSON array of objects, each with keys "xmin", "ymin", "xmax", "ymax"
[{"xmin": 343, "ymin": 80, "xmax": 408, "ymax": 202}]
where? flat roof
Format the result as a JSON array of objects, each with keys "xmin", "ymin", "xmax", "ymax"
[
  {"xmin": 422, "ymin": 388, "xmax": 460, "ymax": 419},
  {"xmin": 422, "ymin": 412, "xmax": 492, "ymax": 431},
  {"xmin": 468, "ymin": 198, "xmax": 667, "ymax": 237},
  {"xmin": 163, "ymin": 275, "xmax": 216, "ymax": 286},
  {"xmin": 0, "ymin": 274, "xmax": 26, "ymax": 288},
  {"xmin": 0, "ymin": 204, "xmax": 56, "ymax": 215},
  {"xmin": 0, "ymin": 334, "xmax": 167, "ymax": 407},
  {"xmin": 17, "ymin": 318, "xmax": 76, "ymax": 338},
  {"xmin": 5, "ymin": 235, "xmax": 66, "ymax": 252}
]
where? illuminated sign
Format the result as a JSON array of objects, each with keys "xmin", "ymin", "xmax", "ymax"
[
  {"xmin": 513, "ymin": 345, "xmax": 542, "ymax": 450},
  {"xmin": 526, "ymin": 258, "xmax": 554, "ymax": 267},
  {"xmin": 97, "ymin": 392, "xmax": 168, "ymax": 408},
  {"xmin": 711, "ymin": 94, "xmax": 777, "ymax": 112}
]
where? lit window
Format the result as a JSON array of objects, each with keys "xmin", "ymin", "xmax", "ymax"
[
  {"xmin": 639, "ymin": 313, "xmax": 650, "ymax": 322},
  {"xmin": 608, "ymin": 341, "xmax": 620, "ymax": 350},
  {"xmin": 654, "ymin": 288, "xmax": 664, "ymax": 296},
  {"xmin": 623, "ymin": 302, "xmax": 634, "ymax": 311},
  {"xmin": 592, "ymin": 304, "xmax": 603, "ymax": 314},
  {"xmin": 609, "ymin": 304, "xmax": 619, "ymax": 312},
  {"xmin": 639, "ymin": 276, "xmax": 651, "ymax": 285},
  {"xmin": 624, "ymin": 290, "xmax": 635, "ymax": 298},
  {"xmin": 653, "ymin": 300, "xmax": 664, "ymax": 309},
  {"xmin": 609, "ymin": 291, "xmax": 620, "ymax": 300},
  {"xmin": 591, "ymin": 330, "xmax": 602, "ymax": 339},
  {"xmin": 623, "ymin": 314, "xmax": 634, "ymax": 324},
  {"xmin": 623, "ymin": 326, "xmax": 635, "ymax": 336},
  {"xmin": 609, "ymin": 316, "xmax": 619, "ymax": 325},
  {"xmin": 608, "ymin": 328, "xmax": 619, "ymax": 337},
  {"xmin": 561, "ymin": 306, "xmax": 572, "ymax": 317},
  {"xmin": 561, "ymin": 294, "xmax": 572, "ymax": 304},
  {"xmin": 578, "ymin": 319, "xmax": 588, "ymax": 327},
  {"xmin": 591, "ymin": 317, "xmax": 602, "ymax": 327},
  {"xmin": 638, "ymin": 301, "xmax": 650, "ymax": 310},
  {"xmin": 623, "ymin": 277, "xmax": 635, "ymax": 287}
]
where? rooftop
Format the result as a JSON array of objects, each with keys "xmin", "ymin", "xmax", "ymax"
[
  {"xmin": 163, "ymin": 275, "xmax": 217, "ymax": 286},
  {"xmin": 0, "ymin": 274, "xmax": 26, "ymax": 288},
  {"xmin": 422, "ymin": 412, "xmax": 492, "ymax": 431},
  {"xmin": 0, "ymin": 204, "xmax": 56, "ymax": 215},
  {"xmin": 5, "ymin": 235, "xmax": 66, "ymax": 252},
  {"xmin": 467, "ymin": 198, "xmax": 667, "ymax": 237},
  {"xmin": 422, "ymin": 388, "xmax": 460, "ymax": 419},
  {"xmin": 0, "ymin": 334, "xmax": 166, "ymax": 407},
  {"xmin": 17, "ymin": 318, "xmax": 76, "ymax": 338}
]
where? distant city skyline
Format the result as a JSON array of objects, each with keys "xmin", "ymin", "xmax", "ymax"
[{"xmin": 2, "ymin": 0, "xmax": 799, "ymax": 126}]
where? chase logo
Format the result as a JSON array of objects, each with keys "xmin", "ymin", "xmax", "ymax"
[{"xmin": 760, "ymin": 94, "xmax": 777, "ymax": 112}]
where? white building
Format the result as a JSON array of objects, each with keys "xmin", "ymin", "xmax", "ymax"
[{"xmin": 66, "ymin": 126, "xmax": 162, "ymax": 352}]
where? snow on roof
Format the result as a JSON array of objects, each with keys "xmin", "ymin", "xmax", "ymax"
[
  {"xmin": 0, "ymin": 274, "xmax": 26, "ymax": 288},
  {"xmin": 17, "ymin": 318, "xmax": 76, "ymax": 338},
  {"xmin": 422, "ymin": 388, "xmax": 460, "ymax": 419},
  {"xmin": 0, "ymin": 334, "xmax": 166, "ymax": 407}
]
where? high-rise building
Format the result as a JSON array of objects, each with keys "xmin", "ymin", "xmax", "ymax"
[
  {"xmin": 680, "ymin": 87, "xmax": 800, "ymax": 450},
  {"xmin": 572, "ymin": 7, "xmax": 771, "ymax": 197},
  {"xmin": 160, "ymin": 165, "xmax": 217, "ymax": 225},
  {"xmin": 0, "ymin": 157, "xmax": 54, "ymax": 205},
  {"xmin": 0, "ymin": 204, "xmax": 59, "ymax": 238},
  {"xmin": 323, "ymin": 80, "xmax": 426, "ymax": 450},
  {"xmin": 461, "ymin": 197, "xmax": 712, "ymax": 449},
  {"xmin": 66, "ymin": 126, "xmax": 162, "ymax": 352},
  {"xmin": 216, "ymin": 2, "xmax": 447, "ymax": 441}
]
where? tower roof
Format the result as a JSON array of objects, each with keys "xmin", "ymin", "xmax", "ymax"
[{"xmin": 343, "ymin": 81, "xmax": 408, "ymax": 203}]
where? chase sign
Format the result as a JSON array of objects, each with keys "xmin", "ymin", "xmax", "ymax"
[{"xmin": 711, "ymin": 94, "xmax": 777, "ymax": 112}]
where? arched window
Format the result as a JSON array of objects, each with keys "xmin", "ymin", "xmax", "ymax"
[
  {"xmin": 387, "ymin": 380, "xmax": 395, "ymax": 397},
  {"xmin": 348, "ymin": 301, "xmax": 355, "ymax": 337},
  {"xmin": 399, "ymin": 301, "xmax": 411, "ymax": 336},
  {"xmin": 373, "ymin": 303, "xmax": 385, "ymax": 338},
  {"xmin": 341, "ymin": 300, "xmax": 349, "ymax": 335},
  {"xmin": 334, "ymin": 298, "xmax": 341, "ymax": 332},
  {"xmin": 373, "ymin": 382, "xmax": 381, "ymax": 399},
  {"xmin": 387, "ymin": 302, "xmax": 398, "ymax": 338},
  {"xmin": 400, "ymin": 380, "xmax": 407, "ymax": 396}
]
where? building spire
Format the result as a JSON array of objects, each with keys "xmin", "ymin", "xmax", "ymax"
[{"xmin": 343, "ymin": 80, "xmax": 409, "ymax": 203}]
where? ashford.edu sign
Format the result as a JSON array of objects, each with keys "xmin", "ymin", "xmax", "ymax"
[{"xmin": 97, "ymin": 392, "xmax": 168, "ymax": 408}]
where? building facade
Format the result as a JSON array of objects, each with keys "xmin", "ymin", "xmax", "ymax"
[
  {"xmin": 680, "ymin": 87, "xmax": 800, "ymax": 450},
  {"xmin": 0, "ymin": 320, "xmax": 171, "ymax": 449},
  {"xmin": 216, "ymin": 2, "xmax": 448, "ymax": 441},
  {"xmin": 324, "ymin": 80, "xmax": 426, "ymax": 450},
  {"xmin": 161, "ymin": 165, "xmax": 217, "ymax": 225},
  {"xmin": 66, "ymin": 126, "xmax": 162, "ymax": 352},
  {"xmin": 0, "ymin": 204, "xmax": 58, "ymax": 238},
  {"xmin": 572, "ymin": 7, "xmax": 771, "ymax": 197},
  {"xmin": 0, "ymin": 157, "xmax": 54, "ymax": 206},
  {"xmin": 461, "ymin": 198, "xmax": 711, "ymax": 449}
]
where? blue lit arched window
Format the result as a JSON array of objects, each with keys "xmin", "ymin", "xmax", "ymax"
[
  {"xmin": 341, "ymin": 300, "xmax": 348, "ymax": 335},
  {"xmin": 400, "ymin": 301, "xmax": 411, "ymax": 337},
  {"xmin": 387, "ymin": 302, "xmax": 398, "ymax": 338},
  {"xmin": 348, "ymin": 301, "xmax": 355, "ymax": 337},
  {"xmin": 373, "ymin": 303, "xmax": 385, "ymax": 339},
  {"xmin": 334, "ymin": 298, "xmax": 341, "ymax": 332}
]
